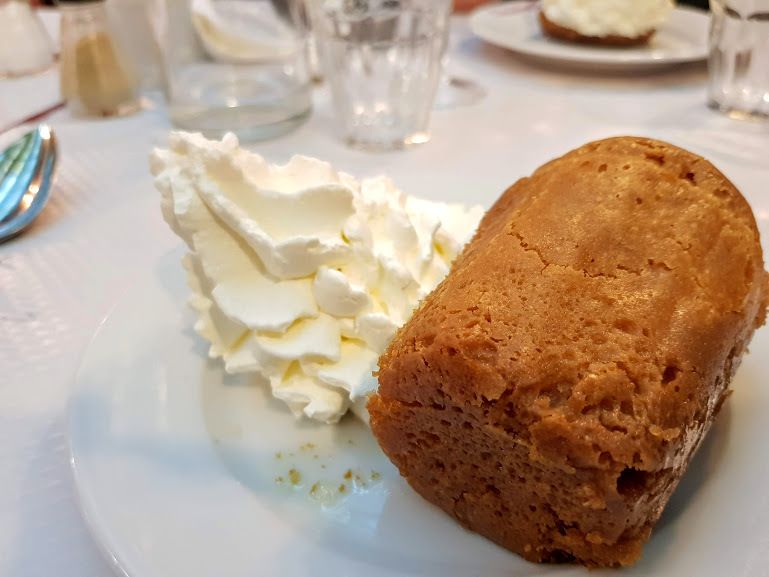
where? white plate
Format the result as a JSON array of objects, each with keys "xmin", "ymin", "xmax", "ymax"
[
  {"xmin": 69, "ymin": 248, "xmax": 769, "ymax": 577},
  {"xmin": 469, "ymin": 3, "xmax": 709, "ymax": 71}
]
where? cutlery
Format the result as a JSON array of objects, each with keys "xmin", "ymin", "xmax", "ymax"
[{"xmin": 0, "ymin": 125, "xmax": 57, "ymax": 243}]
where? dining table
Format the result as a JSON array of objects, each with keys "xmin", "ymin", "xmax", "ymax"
[{"xmin": 2, "ymin": 7, "xmax": 769, "ymax": 577}]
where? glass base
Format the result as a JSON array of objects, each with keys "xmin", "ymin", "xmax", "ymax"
[
  {"xmin": 0, "ymin": 59, "xmax": 56, "ymax": 80},
  {"xmin": 707, "ymin": 99, "xmax": 769, "ymax": 122},
  {"xmin": 434, "ymin": 76, "xmax": 486, "ymax": 110},
  {"xmin": 344, "ymin": 131, "xmax": 431, "ymax": 152},
  {"xmin": 170, "ymin": 105, "xmax": 312, "ymax": 142}
]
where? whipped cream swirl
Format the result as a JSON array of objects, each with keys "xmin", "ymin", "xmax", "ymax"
[
  {"xmin": 151, "ymin": 132, "xmax": 483, "ymax": 423},
  {"xmin": 542, "ymin": 0, "xmax": 674, "ymax": 39}
]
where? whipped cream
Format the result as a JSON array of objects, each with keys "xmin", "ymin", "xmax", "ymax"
[
  {"xmin": 542, "ymin": 0, "xmax": 674, "ymax": 39},
  {"xmin": 151, "ymin": 132, "xmax": 483, "ymax": 424}
]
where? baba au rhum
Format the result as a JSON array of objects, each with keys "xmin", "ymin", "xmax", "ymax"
[{"xmin": 369, "ymin": 136, "xmax": 768, "ymax": 567}]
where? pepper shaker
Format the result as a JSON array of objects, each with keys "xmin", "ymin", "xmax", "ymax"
[{"xmin": 59, "ymin": 0, "xmax": 140, "ymax": 117}]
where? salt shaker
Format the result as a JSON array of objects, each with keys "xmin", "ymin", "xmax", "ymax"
[
  {"xmin": 59, "ymin": 0, "xmax": 140, "ymax": 117},
  {"xmin": 0, "ymin": 0, "xmax": 55, "ymax": 78}
]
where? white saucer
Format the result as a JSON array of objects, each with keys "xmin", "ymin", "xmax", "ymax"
[
  {"xmin": 68, "ymin": 248, "xmax": 769, "ymax": 577},
  {"xmin": 469, "ymin": 3, "xmax": 709, "ymax": 71}
]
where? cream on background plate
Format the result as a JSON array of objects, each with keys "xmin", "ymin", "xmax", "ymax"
[
  {"xmin": 68, "ymin": 244, "xmax": 769, "ymax": 577},
  {"xmin": 469, "ymin": 3, "xmax": 709, "ymax": 71}
]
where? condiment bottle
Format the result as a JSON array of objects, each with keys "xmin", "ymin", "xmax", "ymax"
[{"xmin": 59, "ymin": 0, "xmax": 140, "ymax": 117}]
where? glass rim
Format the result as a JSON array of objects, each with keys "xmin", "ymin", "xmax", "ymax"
[{"xmin": 313, "ymin": 0, "xmax": 452, "ymax": 18}]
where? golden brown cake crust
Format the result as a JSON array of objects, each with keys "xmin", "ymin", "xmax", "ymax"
[
  {"xmin": 369, "ymin": 136, "xmax": 768, "ymax": 567},
  {"xmin": 538, "ymin": 11, "xmax": 655, "ymax": 47}
]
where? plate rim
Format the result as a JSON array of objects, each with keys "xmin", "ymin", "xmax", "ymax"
[{"xmin": 67, "ymin": 296, "xmax": 141, "ymax": 577}]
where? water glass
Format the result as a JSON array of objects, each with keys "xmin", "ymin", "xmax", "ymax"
[
  {"xmin": 708, "ymin": 0, "xmax": 769, "ymax": 119},
  {"xmin": 151, "ymin": 0, "xmax": 312, "ymax": 140},
  {"xmin": 312, "ymin": 0, "xmax": 452, "ymax": 151}
]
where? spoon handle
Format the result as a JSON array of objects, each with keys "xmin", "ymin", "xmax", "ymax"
[
  {"xmin": 0, "ymin": 126, "xmax": 57, "ymax": 243},
  {"xmin": 0, "ymin": 129, "xmax": 43, "ymax": 222}
]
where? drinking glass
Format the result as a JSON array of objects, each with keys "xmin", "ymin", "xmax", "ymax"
[
  {"xmin": 708, "ymin": 0, "xmax": 769, "ymax": 119},
  {"xmin": 151, "ymin": 0, "xmax": 312, "ymax": 140},
  {"xmin": 311, "ymin": 0, "xmax": 452, "ymax": 151}
]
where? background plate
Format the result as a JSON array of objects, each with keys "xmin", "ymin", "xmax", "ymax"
[{"xmin": 469, "ymin": 3, "xmax": 709, "ymax": 71}]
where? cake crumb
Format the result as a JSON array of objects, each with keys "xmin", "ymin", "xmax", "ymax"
[
  {"xmin": 343, "ymin": 469, "xmax": 353, "ymax": 480},
  {"xmin": 275, "ymin": 476, "xmax": 284, "ymax": 484},
  {"xmin": 310, "ymin": 482, "xmax": 320, "ymax": 496},
  {"xmin": 300, "ymin": 443, "xmax": 316, "ymax": 451},
  {"xmin": 586, "ymin": 532, "xmax": 605, "ymax": 544},
  {"xmin": 339, "ymin": 484, "xmax": 347, "ymax": 493},
  {"xmin": 371, "ymin": 471, "xmax": 381, "ymax": 481},
  {"xmin": 289, "ymin": 469, "xmax": 301, "ymax": 485}
]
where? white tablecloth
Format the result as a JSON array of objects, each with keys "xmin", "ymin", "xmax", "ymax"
[{"xmin": 2, "ymin": 15, "xmax": 769, "ymax": 577}]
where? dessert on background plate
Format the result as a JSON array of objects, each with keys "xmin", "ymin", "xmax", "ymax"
[
  {"xmin": 151, "ymin": 131, "xmax": 483, "ymax": 423},
  {"xmin": 468, "ymin": 1, "xmax": 709, "ymax": 73},
  {"xmin": 539, "ymin": 0, "xmax": 675, "ymax": 46},
  {"xmin": 369, "ymin": 136, "xmax": 768, "ymax": 566}
]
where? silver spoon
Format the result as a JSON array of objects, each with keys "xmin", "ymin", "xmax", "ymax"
[{"xmin": 0, "ymin": 125, "xmax": 57, "ymax": 243}]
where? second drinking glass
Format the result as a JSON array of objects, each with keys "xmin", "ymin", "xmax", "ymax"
[
  {"xmin": 311, "ymin": 0, "xmax": 452, "ymax": 151},
  {"xmin": 708, "ymin": 0, "xmax": 769, "ymax": 119},
  {"xmin": 152, "ymin": 0, "xmax": 313, "ymax": 141}
]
